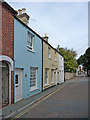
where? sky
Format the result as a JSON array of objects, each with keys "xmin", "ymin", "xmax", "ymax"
[{"xmin": 7, "ymin": 1, "xmax": 88, "ymax": 59}]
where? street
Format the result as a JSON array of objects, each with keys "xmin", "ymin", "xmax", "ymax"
[{"xmin": 12, "ymin": 77, "xmax": 88, "ymax": 119}]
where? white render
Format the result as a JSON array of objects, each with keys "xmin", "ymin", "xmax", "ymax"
[{"xmin": 59, "ymin": 55, "xmax": 64, "ymax": 83}]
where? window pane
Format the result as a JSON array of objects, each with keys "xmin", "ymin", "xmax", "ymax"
[
  {"xmin": 30, "ymin": 67, "xmax": 37, "ymax": 88},
  {"xmin": 15, "ymin": 75, "xmax": 18, "ymax": 84},
  {"xmin": 45, "ymin": 69, "xmax": 48, "ymax": 84},
  {"xmin": 27, "ymin": 32, "xmax": 34, "ymax": 51}
]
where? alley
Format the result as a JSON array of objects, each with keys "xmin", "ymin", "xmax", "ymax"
[{"xmin": 13, "ymin": 77, "xmax": 88, "ymax": 118}]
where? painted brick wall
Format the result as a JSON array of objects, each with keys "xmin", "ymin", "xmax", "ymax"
[{"xmin": 1, "ymin": 3, "xmax": 14, "ymax": 60}]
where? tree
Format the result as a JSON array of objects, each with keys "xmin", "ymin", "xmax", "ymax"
[
  {"xmin": 57, "ymin": 47, "xmax": 78, "ymax": 72},
  {"xmin": 77, "ymin": 47, "xmax": 90, "ymax": 76}
]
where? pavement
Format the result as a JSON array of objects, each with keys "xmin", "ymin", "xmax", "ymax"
[
  {"xmin": 2, "ymin": 81, "xmax": 64, "ymax": 119},
  {"xmin": 2, "ymin": 76, "xmax": 89, "ymax": 119}
]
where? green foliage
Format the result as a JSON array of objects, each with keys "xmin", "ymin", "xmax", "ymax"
[
  {"xmin": 58, "ymin": 47, "xmax": 78, "ymax": 73},
  {"xmin": 77, "ymin": 47, "xmax": 90, "ymax": 69},
  {"xmin": 77, "ymin": 47, "xmax": 90, "ymax": 76}
]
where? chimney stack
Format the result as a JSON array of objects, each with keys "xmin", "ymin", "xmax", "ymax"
[
  {"xmin": 43, "ymin": 34, "xmax": 49, "ymax": 43},
  {"xmin": 57, "ymin": 45, "xmax": 60, "ymax": 52},
  {"xmin": 17, "ymin": 8, "xmax": 30, "ymax": 25}
]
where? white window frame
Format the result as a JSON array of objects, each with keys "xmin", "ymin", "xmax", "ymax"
[
  {"xmin": 51, "ymin": 69, "xmax": 54, "ymax": 84},
  {"xmin": 48, "ymin": 47, "xmax": 51, "ymax": 59},
  {"xmin": 55, "ymin": 52, "xmax": 57, "ymax": 61},
  {"xmin": 30, "ymin": 67, "xmax": 38, "ymax": 91},
  {"xmin": 44, "ymin": 69, "xmax": 49, "ymax": 86},
  {"xmin": 27, "ymin": 32, "xmax": 34, "ymax": 52}
]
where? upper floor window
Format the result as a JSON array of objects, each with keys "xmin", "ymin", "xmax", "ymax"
[
  {"xmin": 48, "ymin": 47, "xmax": 51, "ymax": 58},
  {"xmin": 27, "ymin": 32, "xmax": 34, "ymax": 51},
  {"xmin": 55, "ymin": 52, "xmax": 57, "ymax": 61}
]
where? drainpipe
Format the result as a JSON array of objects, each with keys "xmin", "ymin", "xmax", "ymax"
[
  {"xmin": 42, "ymin": 40, "xmax": 43, "ymax": 91},
  {"xmin": 13, "ymin": 61, "xmax": 15, "ymax": 103}
]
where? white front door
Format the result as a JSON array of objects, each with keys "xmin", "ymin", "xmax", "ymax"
[
  {"xmin": 60, "ymin": 69, "xmax": 64, "ymax": 83},
  {"xmin": 15, "ymin": 69, "xmax": 22, "ymax": 102}
]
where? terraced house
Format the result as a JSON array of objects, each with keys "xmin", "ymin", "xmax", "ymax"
[
  {"xmin": 42, "ymin": 35, "xmax": 64, "ymax": 90},
  {"xmin": 0, "ymin": 1, "xmax": 64, "ymax": 107},
  {"xmin": 14, "ymin": 9, "xmax": 43, "ymax": 102}
]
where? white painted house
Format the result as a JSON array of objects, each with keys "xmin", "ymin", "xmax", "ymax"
[{"xmin": 59, "ymin": 55, "xmax": 64, "ymax": 83}]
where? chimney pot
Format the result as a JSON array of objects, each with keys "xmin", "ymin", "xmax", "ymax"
[
  {"xmin": 18, "ymin": 9, "xmax": 22, "ymax": 15},
  {"xmin": 43, "ymin": 34, "xmax": 49, "ymax": 43},
  {"xmin": 57, "ymin": 45, "xmax": 60, "ymax": 52},
  {"xmin": 22, "ymin": 8, "xmax": 26, "ymax": 14}
]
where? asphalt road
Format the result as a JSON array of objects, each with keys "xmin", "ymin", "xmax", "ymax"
[{"xmin": 15, "ymin": 77, "xmax": 88, "ymax": 118}]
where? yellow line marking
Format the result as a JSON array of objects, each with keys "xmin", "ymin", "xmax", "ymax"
[{"xmin": 15, "ymin": 85, "xmax": 65, "ymax": 119}]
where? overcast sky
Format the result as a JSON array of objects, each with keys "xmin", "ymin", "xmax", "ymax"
[{"xmin": 7, "ymin": 1, "xmax": 88, "ymax": 58}]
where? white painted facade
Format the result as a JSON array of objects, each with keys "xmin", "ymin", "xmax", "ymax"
[{"xmin": 59, "ymin": 55, "xmax": 64, "ymax": 83}]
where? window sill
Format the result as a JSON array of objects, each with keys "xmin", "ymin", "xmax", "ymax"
[
  {"xmin": 44, "ymin": 83, "xmax": 49, "ymax": 87},
  {"xmin": 30, "ymin": 86, "xmax": 39, "ymax": 92},
  {"xmin": 27, "ymin": 48, "xmax": 35, "ymax": 53},
  {"xmin": 48, "ymin": 57, "xmax": 51, "ymax": 60},
  {"xmin": 51, "ymin": 82, "xmax": 54, "ymax": 84}
]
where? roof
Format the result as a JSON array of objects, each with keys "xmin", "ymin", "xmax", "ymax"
[
  {"xmin": 3, "ymin": 1, "xmax": 64, "ymax": 58},
  {"xmin": 15, "ymin": 16, "xmax": 64, "ymax": 58}
]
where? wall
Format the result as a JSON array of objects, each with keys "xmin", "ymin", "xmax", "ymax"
[
  {"xmin": 0, "ymin": 2, "xmax": 14, "ymax": 104},
  {"xmin": 65, "ymin": 72, "xmax": 76, "ymax": 80},
  {"xmin": 14, "ymin": 18, "xmax": 42, "ymax": 99},
  {"xmin": 59, "ymin": 54, "xmax": 64, "ymax": 83},
  {"xmin": 43, "ymin": 41, "xmax": 59, "ymax": 90},
  {"xmin": 1, "ymin": 3, "xmax": 14, "ymax": 60},
  {"xmin": 88, "ymin": 2, "xmax": 90, "ymax": 47},
  {"xmin": 0, "ymin": 2, "xmax": 2, "ymax": 54}
]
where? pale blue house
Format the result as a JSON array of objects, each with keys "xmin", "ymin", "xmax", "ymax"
[{"xmin": 14, "ymin": 10, "xmax": 42, "ymax": 102}]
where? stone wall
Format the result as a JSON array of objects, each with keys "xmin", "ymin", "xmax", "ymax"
[{"xmin": 65, "ymin": 72, "xmax": 76, "ymax": 80}]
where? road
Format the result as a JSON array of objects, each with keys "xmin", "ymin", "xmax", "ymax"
[{"xmin": 14, "ymin": 77, "xmax": 88, "ymax": 118}]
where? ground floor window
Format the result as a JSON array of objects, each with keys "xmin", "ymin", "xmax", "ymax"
[
  {"xmin": 44, "ymin": 68, "xmax": 49, "ymax": 86},
  {"xmin": 30, "ymin": 67, "xmax": 37, "ymax": 91}
]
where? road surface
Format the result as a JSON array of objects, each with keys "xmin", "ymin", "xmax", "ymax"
[{"xmin": 13, "ymin": 77, "xmax": 88, "ymax": 118}]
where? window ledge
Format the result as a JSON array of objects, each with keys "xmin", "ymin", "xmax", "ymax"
[
  {"xmin": 30, "ymin": 86, "xmax": 39, "ymax": 92},
  {"xmin": 48, "ymin": 57, "xmax": 51, "ymax": 60},
  {"xmin": 27, "ymin": 48, "xmax": 35, "ymax": 53},
  {"xmin": 44, "ymin": 83, "xmax": 49, "ymax": 87},
  {"xmin": 55, "ymin": 59, "xmax": 57, "ymax": 62},
  {"xmin": 51, "ymin": 82, "xmax": 54, "ymax": 84}
]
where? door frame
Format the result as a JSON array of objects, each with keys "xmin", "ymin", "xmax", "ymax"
[
  {"xmin": 15, "ymin": 68, "xmax": 22, "ymax": 102},
  {"xmin": 2, "ymin": 61, "xmax": 9, "ymax": 106},
  {"xmin": 55, "ymin": 69, "xmax": 57, "ymax": 85}
]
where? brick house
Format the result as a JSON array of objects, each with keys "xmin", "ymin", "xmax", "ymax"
[{"xmin": 0, "ymin": 2, "xmax": 17, "ymax": 107}]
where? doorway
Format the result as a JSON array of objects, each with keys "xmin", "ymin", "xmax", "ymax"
[{"xmin": 1, "ymin": 61, "xmax": 9, "ymax": 107}]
